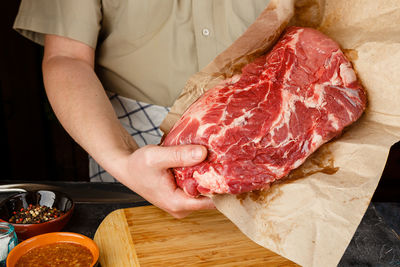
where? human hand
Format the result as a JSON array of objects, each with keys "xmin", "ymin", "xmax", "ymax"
[
  {"xmin": 118, "ymin": 144, "xmax": 215, "ymax": 218},
  {"xmin": 41, "ymin": 35, "xmax": 214, "ymax": 218}
]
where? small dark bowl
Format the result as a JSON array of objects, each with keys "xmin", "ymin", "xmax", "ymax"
[{"xmin": 0, "ymin": 190, "xmax": 74, "ymax": 240}]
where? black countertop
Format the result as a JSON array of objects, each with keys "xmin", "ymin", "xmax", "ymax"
[{"xmin": 0, "ymin": 182, "xmax": 399, "ymax": 266}]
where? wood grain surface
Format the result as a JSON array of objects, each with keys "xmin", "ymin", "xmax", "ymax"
[{"xmin": 94, "ymin": 206, "xmax": 298, "ymax": 267}]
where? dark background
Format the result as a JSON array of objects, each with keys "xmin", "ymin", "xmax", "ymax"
[
  {"xmin": 1, "ymin": 1, "xmax": 399, "ymax": 201},
  {"xmin": 0, "ymin": 1, "xmax": 88, "ymax": 182}
]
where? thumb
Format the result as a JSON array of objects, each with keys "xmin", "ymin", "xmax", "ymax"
[{"xmin": 146, "ymin": 145, "xmax": 207, "ymax": 169}]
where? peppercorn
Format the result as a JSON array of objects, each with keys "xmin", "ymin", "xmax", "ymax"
[{"xmin": 8, "ymin": 204, "xmax": 64, "ymax": 224}]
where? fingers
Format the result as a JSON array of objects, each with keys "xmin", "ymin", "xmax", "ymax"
[
  {"xmin": 187, "ymin": 196, "xmax": 216, "ymax": 210},
  {"xmin": 177, "ymin": 190, "xmax": 215, "ymax": 210},
  {"xmin": 165, "ymin": 189, "xmax": 215, "ymax": 219},
  {"xmin": 131, "ymin": 144, "xmax": 212, "ymax": 219},
  {"xmin": 144, "ymin": 144, "xmax": 207, "ymax": 169}
]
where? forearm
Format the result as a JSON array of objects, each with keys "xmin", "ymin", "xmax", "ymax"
[
  {"xmin": 40, "ymin": 35, "xmax": 213, "ymax": 218},
  {"xmin": 42, "ymin": 55, "xmax": 137, "ymax": 179}
]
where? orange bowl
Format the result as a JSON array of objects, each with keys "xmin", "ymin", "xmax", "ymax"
[
  {"xmin": 0, "ymin": 190, "xmax": 74, "ymax": 240},
  {"xmin": 6, "ymin": 232, "xmax": 99, "ymax": 267}
]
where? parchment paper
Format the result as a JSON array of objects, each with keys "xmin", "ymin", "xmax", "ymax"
[{"xmin": 160, "ymin": 0, "xmax": 400, "ymax": 266}]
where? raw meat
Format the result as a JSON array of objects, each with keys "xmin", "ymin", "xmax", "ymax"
[{"xmin": 163, "ymin": 26, "xmax": 367, "ymax": 197}]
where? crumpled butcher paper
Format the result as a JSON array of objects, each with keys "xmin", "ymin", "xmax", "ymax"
[{"xmin": 160, "ymin": 0, "xmax": 400, "ymax": 266}]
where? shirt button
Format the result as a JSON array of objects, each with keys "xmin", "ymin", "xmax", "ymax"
[{"xmin": 202, "ymin": 28, "xmax": 210, "ymax": 36}]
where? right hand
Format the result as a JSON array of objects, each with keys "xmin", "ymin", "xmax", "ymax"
[
  {"xmin": 115, "ymin": 144, "xmax": 215, "ymax": 219},
  {"xmin": 42, "ymin": 34, "xmax": 213, "ymax": 218}
]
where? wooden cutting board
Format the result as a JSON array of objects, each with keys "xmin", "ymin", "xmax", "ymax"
[{"xmin": 93, "ymin": 206, "xmax": 298, "ymax": 266}]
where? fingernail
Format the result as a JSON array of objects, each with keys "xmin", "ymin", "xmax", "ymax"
[{"xmin": 191, "ymin": 147, "xmax": 203, "ymax": 160}]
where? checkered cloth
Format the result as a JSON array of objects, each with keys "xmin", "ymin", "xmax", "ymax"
[{"xmin": 90, "ymin": 92, "xmax": 170, "ymax": 182}]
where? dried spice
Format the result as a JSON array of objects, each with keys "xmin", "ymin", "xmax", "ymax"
[
  {"xmin": 15, "ymin": 242, "xmax": 93, "ymax": 267},
  {"xmin": 9, "ymin": 204, "xmax": 64, "ymax": 224}
]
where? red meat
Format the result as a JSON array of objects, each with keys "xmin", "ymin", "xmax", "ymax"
[{"xmin": 163, "ymin": 27, "xmax": 367, "ymax": 197}]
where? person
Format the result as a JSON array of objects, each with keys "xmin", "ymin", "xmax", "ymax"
[{"xmin": 13, "ymin": 0, "xmax": 270, "ymax": 218}]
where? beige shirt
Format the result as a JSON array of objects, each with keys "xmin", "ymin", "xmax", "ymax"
[{"xmin": 14, "ymin": 0, "xmax": 270, "ymax": 107}]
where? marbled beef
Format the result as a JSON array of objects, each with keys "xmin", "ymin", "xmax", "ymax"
[{"xmin": 163, "ymin": 27, "xmax": 367, "ymax": 197}]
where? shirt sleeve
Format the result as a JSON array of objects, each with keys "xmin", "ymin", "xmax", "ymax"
[{"xmin": 13, "ymin": 0, "xmax": 102, "ymax": 48}]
